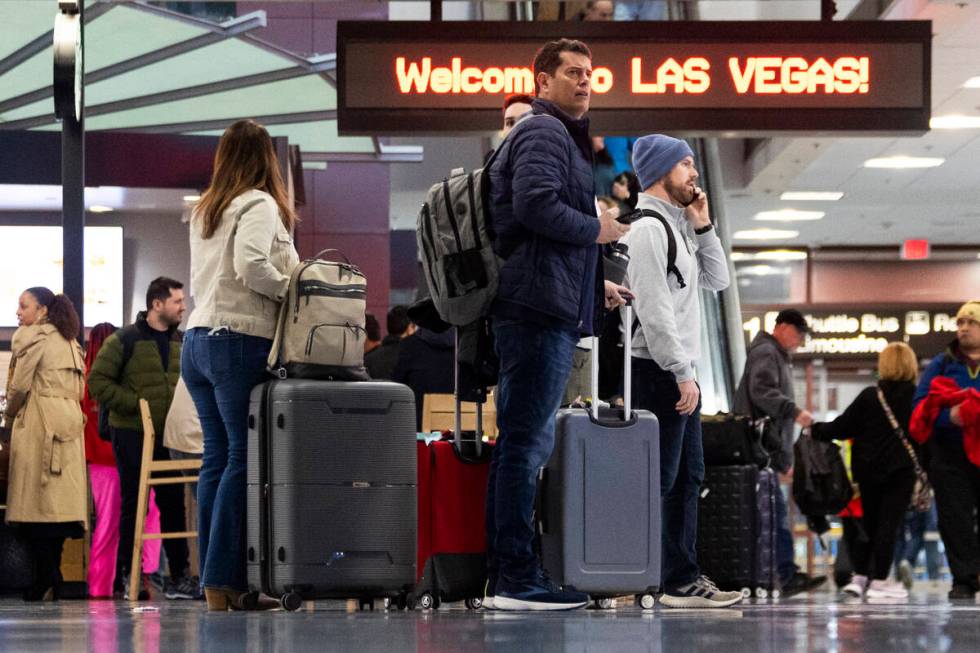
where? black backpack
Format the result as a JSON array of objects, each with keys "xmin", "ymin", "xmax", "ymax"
[
  {"xmin": 96, "ymin": 327, "xmax": 139, "ymax": 442},
  {"xmin": 792, "ymin": 434, "xmax": 854, "ymax": 528}
]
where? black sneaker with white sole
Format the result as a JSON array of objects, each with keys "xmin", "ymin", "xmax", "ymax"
[
  {"xmin": 660, "ymin": 576, "xmax": 744, "ymax": 608},
  {"xmin": 165, "ymin": 575, "xmax": 203, "ymax": 600},
  {"xmin": 493, "ymin": 572, "xmax": 588, "ymax": 611}
]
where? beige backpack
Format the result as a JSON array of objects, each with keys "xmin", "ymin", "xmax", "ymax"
[{"xmin": 267, "ymin": 249, "xmax": 369, "ymax": 380}]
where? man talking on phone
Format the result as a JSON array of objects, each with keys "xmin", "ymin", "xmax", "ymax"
[{"xmin": 619, "ymin": 135, "xmax": 737, "ymax": 608}]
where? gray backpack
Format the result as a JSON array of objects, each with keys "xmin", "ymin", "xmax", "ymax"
[
  {"xmin": 267, "ymin": 249, "xmax": 369, "ymax": 381},
  {"xmin": 417, "ymin": 114, "xmax": 567, "ymax": 326},
  {"xmin": 417, "ymin": 164, "xmax": 500, "ymax": 326}
]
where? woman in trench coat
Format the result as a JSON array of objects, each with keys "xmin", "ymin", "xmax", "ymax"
[{"xmin": 2, "ymin": 287, "xmax": 87, "ymax": 601}]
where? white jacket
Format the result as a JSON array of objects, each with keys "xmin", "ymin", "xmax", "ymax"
[
  {"xmin": 620, "ymin": 194, "xmax": 730, "ymax": 382},
  {"xmin": 186, "ymin": 189, "xmax": 299, "ymax": 340}
]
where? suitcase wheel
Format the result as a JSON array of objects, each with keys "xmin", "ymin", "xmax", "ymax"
[
  {"xmin": 591, "ymin": 598, "xmax": 614, "ymax": 610},
  {"xmin": 638, "ymin": 594, "xmax": 656, "ymax": 610},
  {"xmin": 281, "ymin": 592, "xmax": 303, "ymax": 612},
  {"xmin": 771, "ymin": 589, "xmax": 781, "ymax": 600},
  {"xmin": 418, "ymin": 592, "xmax": 439, "ymax": 610},
  {"xmin": 740, "ymin": 587, "xmax": 752, "ymax": 598},
  {"xmin": 394, "ymin": 593, "xmax": 409, "ymax": 611},
  {"xmin": 358, "ymin": 598, "xmax": 376, "ymax": 611},
  {"xmin": 464, "ymin": 597, "xmax": 483, "ymax": 610},
  {"xmin": 754, "ymin": 587, "xmax": 769, "ymax": 599}
]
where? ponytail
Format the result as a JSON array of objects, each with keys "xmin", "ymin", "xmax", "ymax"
[{"xmin": 45, "ymin": 294, "xmax": 81, "ymax": 341}]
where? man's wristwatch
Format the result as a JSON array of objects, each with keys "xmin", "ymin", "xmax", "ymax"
[{"xmin": 694, "ymin": 223, "xmax": 714, "ymax": 235}]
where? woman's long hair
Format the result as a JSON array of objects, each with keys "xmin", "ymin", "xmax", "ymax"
[
  {"xmin": 25, "ymin": 287, "xmax": 80, "ymax": 341},
  {"xmin": 194, "ymin": 119, "xmax": 296, "ymax": 239}
]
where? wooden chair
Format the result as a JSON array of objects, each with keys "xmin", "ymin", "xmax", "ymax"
[
  {"xmin": 129, "ymin": 399, "xmax": 201, "ymax": 601},
  {"xmin": 421, "ymin": 392, "xmax": 498, "ymax": 439}
]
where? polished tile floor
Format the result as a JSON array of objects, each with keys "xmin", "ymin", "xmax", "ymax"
[{"xmin": 0, "ymin": 586, "xmax": 978, "ymax": 653}]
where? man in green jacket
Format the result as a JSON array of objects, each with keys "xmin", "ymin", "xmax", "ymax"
[{"xmin": 88, "ymin": 277, "xmax": 197, "ymax": 600}]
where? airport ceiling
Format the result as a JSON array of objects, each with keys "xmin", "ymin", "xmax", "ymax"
[{"xmin": 0, "ymin": 0, "xmax": 422, "ymax": 165}]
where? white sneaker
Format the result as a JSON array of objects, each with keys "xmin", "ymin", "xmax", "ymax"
[
  {"xmin": 866, "ymin": 579, "xmax": 908, "ymax": 599},
  {"xmin": 841, "ymin": 575, "xmax": 868, "ymax": 598},
  {"xmin": 660, "ymin": 576, "xmax": 743, "ymax": 608}
]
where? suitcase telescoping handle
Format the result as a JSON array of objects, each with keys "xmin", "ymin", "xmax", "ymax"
[
  {"xmin": 590, "ymin": 302, "xmax": 633, "ymax": 423},
  {"xmin": 454, "ymin": 328, "xmax": 483, "ymax": 457}
]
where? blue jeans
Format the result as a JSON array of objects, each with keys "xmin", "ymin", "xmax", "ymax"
[
  {"xmin": 895, "ymin": 501, "xmax": 942, "ymax": 580},
  {"xmin": 181, "ymin": 327, "xmax": 271, "ymax": 591},
  {"xmin": 775, "ymin": 486, "xmax": 800, "ymax": 585},
  {"xmin": 631, "ymin": 357, "xmax": 703, "ymax": 590},
  {"xmin": 486, "ymin": 319, "xmax": 579, "ymax": 585}
]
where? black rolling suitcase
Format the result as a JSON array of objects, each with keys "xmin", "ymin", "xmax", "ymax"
[
  {"xmin": 696, "ymin": 464, "xmax": 780, "ymax": 599},
  {"xmin": 246, "ymin": 379, "xmax": 417, "ymax": 610},
  {"xmin": 538, "ymin": 303, "xmax": 662, "ymax": 609}
]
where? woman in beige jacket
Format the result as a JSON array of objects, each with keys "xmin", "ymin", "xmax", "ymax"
[
  {"xmin": 182, "ymin": 119, "xmax": 298, "ymax": 610},
  {"xmin": 2, "ymin": 287, "xmax": 87, "ymax": 601}
]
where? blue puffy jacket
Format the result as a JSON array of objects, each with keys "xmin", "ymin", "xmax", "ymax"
[{"xmin": 488, "ymin": 99, "xmax": 603, "ymax": 336}]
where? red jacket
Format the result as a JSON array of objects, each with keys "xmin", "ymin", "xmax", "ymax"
[{"xmin": 910, "ymin": 376, "xmax": 980, "ymax": 467}]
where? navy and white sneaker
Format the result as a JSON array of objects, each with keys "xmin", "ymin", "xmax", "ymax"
[
  {"xmin": 660, "ymin": 575, "xmax": 743, "ymax": 608},
  {"xmin": 494, "ymin": 572, "xmax": 588, "ymax": 611}
]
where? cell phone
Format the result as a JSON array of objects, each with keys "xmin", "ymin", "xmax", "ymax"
[{"xmin": 682, "ymin": 188, "xmax": 701, "ymax": 208}]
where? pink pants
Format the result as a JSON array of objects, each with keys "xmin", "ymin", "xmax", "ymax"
[{"xmin": 87, "ymin": 463, "xmax": 162, "ymax": 597}]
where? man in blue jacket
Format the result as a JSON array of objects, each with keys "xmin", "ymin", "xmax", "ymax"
[
  {"xmin": 484, "ymin": 38, "xmax": 630, "ymax": 611},
  {"xmin": 915, "ymin": 300, "xmax": 980, "ymax": 599}
]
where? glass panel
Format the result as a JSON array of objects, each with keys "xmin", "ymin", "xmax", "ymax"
[
  {"xmin": 82, "ymin": 75, "xmax": 334, "ymax": 131},
  {"xmin": 85, "ymin": 39, "xmax": 295, "ymax": 105},
  {"xmin": 0, "ymin": 2, "xmax": 53, "ymax": 61},
  {"xmin": 85, "ymin": 4, "xmax": 211, "ymax": 72},
  {"xmin": 698, "ymin": 289, "xmax": 731, "ymax": 414}
]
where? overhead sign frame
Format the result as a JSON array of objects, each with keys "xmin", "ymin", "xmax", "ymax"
[{"xmin": 337, "ymin": 20, "xmax": 931, "ymax": 136}]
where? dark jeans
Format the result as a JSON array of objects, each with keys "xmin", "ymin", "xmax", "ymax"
[
  {"xmin": 851, "ymin": 470, "xmax": 916, "ymax": 580},
  {"xmin": 112, "ymin": 427, "xmax": 190, "ymax": 578},
  {"xmin": 631, "ymin": 357, "xmax": 703, "ymax": 590},
  {"xmin": 774, "ymin": 486, "xmax": 800, "ymax": 585},
  {"xmin": 486, "ymin": 319, "xmax": 579, "ymax": 585},
  {"xmin": 181, "ymin": 327, "xmax": 271, "ymax": 591},
  {"xmin": 929, "ymin": 436, "xmax": 980, "ymax": 590}
]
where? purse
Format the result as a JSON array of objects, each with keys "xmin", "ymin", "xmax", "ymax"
[{"xmin": 877, "ymin": 386, "xmax": 932, "ymax": 512}]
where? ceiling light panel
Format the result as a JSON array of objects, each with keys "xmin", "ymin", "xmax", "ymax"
[
  {"xmin": 754, "ymin": 209, "xmax": 825, "ymax": 222},
  {"xmin": 863, "ymin": 156, "xmax": 945, "ymax": 169},
  {"xmin": 930, "ymin": 115, "xmax": 980, "ymax": 129},
  {"xmin": 733, "ymin": 228, "xmax": 800, "ymax": 240},
  {"xmin": 779, "ymin": 191, "xmax": 843, "ymax": 201}
]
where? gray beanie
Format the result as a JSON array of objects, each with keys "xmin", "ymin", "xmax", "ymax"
[{"xmin": 632, "ymin": 135, "xmax": 695, "ymax": 190}]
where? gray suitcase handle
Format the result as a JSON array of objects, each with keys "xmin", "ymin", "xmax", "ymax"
[{"xmin": 591, "ymin": 302, "xmax": 633, "ymax": 423}]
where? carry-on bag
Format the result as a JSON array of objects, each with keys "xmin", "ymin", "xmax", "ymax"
[
  {"xmin": 246, "ymin": 379, "xmax": 417, "ymax": 611},
  {"xmin": 414, "ymin": 331, "xmax": 492, "ymax": 610},
  {"xmin": 701, "ymin": 413, "xmax": 770, "ymax": 468},
  {"xmin": 696, "ymin": 464, "xmax": 780, "ymax": 598},
  {"xmin": 267, "ymin": 249, "xmax": 370, "ymax": 381},
  {"xmin": 538, "ymin": 302, "xmax": 662, "ymax": 609}
]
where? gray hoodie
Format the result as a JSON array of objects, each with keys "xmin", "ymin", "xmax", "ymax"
[{"xmin": 620, "ymin": 194, "xmax": 730, "ymax": 382}]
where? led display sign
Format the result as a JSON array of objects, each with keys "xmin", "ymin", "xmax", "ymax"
[{"xmin": 337, "ymin": 21, "xmax": 930, "ymax": 135}]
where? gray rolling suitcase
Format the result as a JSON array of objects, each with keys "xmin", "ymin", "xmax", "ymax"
[
  {"xmin": 246, "ymin": 379, "xmax": 417, "ymax": 611},
  {"xmin": 538, "ymin": 303, "xmax": 662, "ymax": 609}
]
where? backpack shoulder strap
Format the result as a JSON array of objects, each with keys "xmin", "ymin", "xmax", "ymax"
[
  {"xmin": 638, "ymin": 209, "xmax": 686, "ymax": 289},
  {"xmin": 115, "ymin": 325, "xmax": 140, "ymax": 379}
]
